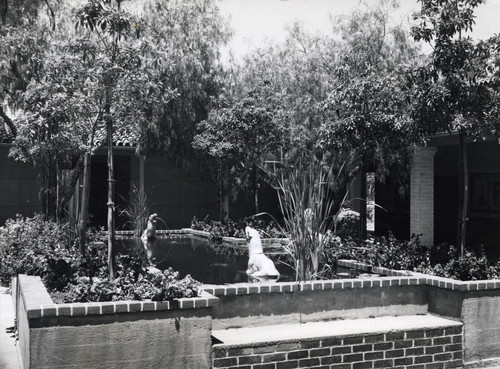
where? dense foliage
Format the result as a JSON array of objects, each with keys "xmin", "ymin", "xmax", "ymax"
[
  {"xmin": 0, "ymin": 214, "xmax": 76, "ymax": 288},
  {"xmin": 190, "ymin": 215, "xmax": 500, "ymax": 281},
  {"xmin": 323, "ymin": 234, "xmax": 500, "ymax": 281},
  {"xmin": 190, "ymin": 215, "xmax": 284, "ymax": 258},
  {"xmin": 0, "ymin": 215, "xmax": 200, "ymax": 302},
  {"xmin": 409, "ymin": 0, "xmax": 500, "ymax": 253}
]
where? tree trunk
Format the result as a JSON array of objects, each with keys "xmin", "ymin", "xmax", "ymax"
[
  {"xmin": 78, "ymin": 153, "xmax": 91, "ymax": 255},
  {"xmin": 359, "ymin": 166, "xmax": 367, "ymax": 240},
  {"xmin": 253, "ymin": 163, "xmax": 259, "ymax": 214},
  {"xmin": 458, "ymin": 131, "xmax": 468, "ymax": 258},
  {"xmin": 0, "ymin": 106, "xmax": 17, "ymax": 137},
  {"xmin": 106, "ymin": 117, "xmax": 115, "ymax": 278}
]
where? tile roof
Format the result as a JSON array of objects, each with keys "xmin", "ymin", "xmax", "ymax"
[
  {"xmin": 94, "ymin": 125, "xmax": 140, "ymax": 147},
  {"xmin": 0, "ymin": 124, "xmax": 139, "ymax": 147}
]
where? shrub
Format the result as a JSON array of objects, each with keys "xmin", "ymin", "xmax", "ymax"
[
  {"xmin": 62, "ymin": 268, "xmax": 201, "ymax": 303},
  {"xmin": 190, "ymin": 215, "xmax": 284, "ymax": 257},
  {"xmin": 191, "ymin": 215, "xmax": 284, "ymax": 239},
  {"xmin": 322, "ymin": 232, "xmax": 500, "ymax": 282},
  {"xmin": 0, "ymin": 215, "xmax": 201, "ymax": 302},
  {"xmin": 0, "ymin": 214, "xmax": 79, "ymax": 289}
]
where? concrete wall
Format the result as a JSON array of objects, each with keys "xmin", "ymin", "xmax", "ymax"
[
  {"xmin": 16, "ymin": 257, "xmax": 500, "ymax": 368},
  {"xmin": 0, "ymin": 145, "xmax": 41, "ymax": 224},
  {"xmin": 144, "ymin": 155, "xmax": 219, "ymax": 228},
  {"xmin": 462, "ymin": 296, "xmax": 500, "ymax": 364},
  {"xmin": 28, "ymin": 308, "xmax": 213, "ymax": 369},
  {"xmin": 210, "ymin": 285, "xmax": 428, "ymax": 330},
  {"xmin": 16, "ymin": 275, "xmax": 217, "ymax": 369},
  {"xmin": 428, "ymin": 284, "xmax": 500, "ymax": 366}
]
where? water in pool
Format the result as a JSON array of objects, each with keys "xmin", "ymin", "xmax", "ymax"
[{"xmin": 116, "ymin": 234, "xmax": 295, "ymax": 284}]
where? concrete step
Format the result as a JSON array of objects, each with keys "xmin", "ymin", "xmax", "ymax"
[{"xmin": 212, "ymin": 314, "xmax": 464, "ymax": 369}]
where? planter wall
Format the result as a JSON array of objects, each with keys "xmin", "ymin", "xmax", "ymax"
[
  {"xmin": 15, "ymin": 256, "xmax": 500, "ymax": 368},
  {"xmin": 16, "ymin": 274, "xmax": 218, "ymax": 369},
  {"xmin": 424, "ymin": 273, "xmax": 500, "ymax": 367},
  {"xmin": 204, "ymin": 276, "xmax": 428, "ymax": 330}
]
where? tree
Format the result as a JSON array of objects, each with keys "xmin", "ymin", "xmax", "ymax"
[
  {"xmin": 318, "ymin": 0, "xmax": 422, "ymax": 238},
  {"xmin": 0, "ymin": 3, "xmax": 86, "ymax": 220},
  {"xmin": 139, "ymin": 0, "xmax": 231, "ymax": 164},
  {"xmin": 75, "ymin": 0, "xmax": 179, "ymax": 275},
  {"xmin": 194, "ymin": 22, "xmax": 341, "ymax": 218},
  {"xmin": 410, "ymin": 0, "xmax": 500, "ymax": 254},
  {"xmin": 193, "ymin": 84, "xmax": 289, "ymax": 214}
]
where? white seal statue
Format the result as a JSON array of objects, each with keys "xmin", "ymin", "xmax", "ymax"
[{"xmin": 245, "ymin": 226, "xmax": 280, "ymax": 279}]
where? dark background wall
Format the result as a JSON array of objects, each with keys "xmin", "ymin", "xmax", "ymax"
[
  {"xmin": 434, "ymin": 140, "xmax": 500, "ymax": 259},
  {"xmin": 0, "ymin": 145, "xmax": 41, "ymax": 224}
]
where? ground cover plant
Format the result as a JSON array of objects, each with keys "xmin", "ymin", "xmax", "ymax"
[{"xmin": 0, "ymin": 215, "xmax": 200, "ymax": 303}]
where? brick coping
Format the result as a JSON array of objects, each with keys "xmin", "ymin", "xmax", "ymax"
[
  {"xmin": 115, "ymin": 228, "xmax": 288, "ymax": 248},
  {"xmin": 116, "ymin": 229, "xmax": 500, "ymax": 293},
  {"xmin": 17, "ymin": 275, "xmax": 218, "ymax": 319},
  {"xmin": 212, "ymin": 314, "xmax": 462, "ymax": 347},
  {"xmin": 202, "ymin": 259, "xmax": 500, "ymax": 297}
]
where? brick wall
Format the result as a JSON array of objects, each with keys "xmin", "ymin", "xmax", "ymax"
[
  {"xmin": 16, "ymin": 275, "xmax": 218, "ymax": 369},
  {"xmin": 213, "ymin": 326, "xmax": 463, "ymax": 369}
]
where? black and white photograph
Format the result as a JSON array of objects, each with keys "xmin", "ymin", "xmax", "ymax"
[{"xmin": 1, "ymin": 0, "xmax": 500, "ymax": 368}]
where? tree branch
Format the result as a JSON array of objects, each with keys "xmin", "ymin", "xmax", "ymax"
[{"xmin": 0, "ymin": 105, "xmax": 17, "ymax": 137}]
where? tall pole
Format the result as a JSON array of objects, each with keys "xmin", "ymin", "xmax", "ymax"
[{"xmin": 106, "ymin": 80, "xmax": 115, "ymax": 278}]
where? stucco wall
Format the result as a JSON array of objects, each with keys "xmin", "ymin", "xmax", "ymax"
[
  {"xmin": 211, "ymin": 285, "xmax": 428, "ymax": 330},
  {"xmin": 0, "ymin": 145, "xmax": 41, "ymax": 224},
  {"xmin": 28, "ymin": 308, "xmax": 213, "ymax": 369},
  {"xmin": 462, "ymin": 296, "xmax": 500, "ymax": 364},
  {"xmin": 16, "ymin": 275, "xmax": 216, "ymax": 369}
]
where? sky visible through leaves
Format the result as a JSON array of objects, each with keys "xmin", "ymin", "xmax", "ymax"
[{"xmin": 217, "ymin": 0, "xmax": 500, "ymax": 62}]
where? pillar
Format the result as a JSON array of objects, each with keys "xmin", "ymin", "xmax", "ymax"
[{"xmin": 410, "ymin": 146, "xmax": 438, "ymax": 246}]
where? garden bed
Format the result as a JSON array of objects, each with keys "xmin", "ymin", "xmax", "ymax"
[
  {"xmin": 13, "ymin": 258, "xmax": 500, "ymax": 368},
  {"xmin": 14, "ymin": 274, "xmax": 218, "ymax": 369}
]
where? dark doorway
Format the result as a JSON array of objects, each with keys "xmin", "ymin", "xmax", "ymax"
[
  {"xmin": 88, "ymin": 155, "xmax": 131, "ymax": 229},
  {"xmin": 434, "ymin": 175, "xmax": 459, "ymax": 245}
]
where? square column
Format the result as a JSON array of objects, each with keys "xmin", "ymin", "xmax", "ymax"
[{"xmin": 410, "ymin": 146, "xmax": 438, "ymax": 246}]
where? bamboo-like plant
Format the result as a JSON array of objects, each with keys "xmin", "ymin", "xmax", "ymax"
[
  {"xmin": 119, "ymin": 184, "xmax": 152, "ymax": 240},
  {"xmin": 270, "ymin": 153, "xmax": 339, "ymax": 281}
]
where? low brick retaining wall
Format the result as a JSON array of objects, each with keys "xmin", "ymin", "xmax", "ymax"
[
  {"xmin": 14, "ymin": 248, "xmax": 500, "ymax": 368},
  {"xmin": 212, "ymin": 316, "xmax": 464, "ymax": 369},
  {"xmin": 203, "ymin": 274, "xmax": 429, "ymax": 329},
  {"xmin": 16, "ymin": 274, "xmax": 218, "ymax": 369}
]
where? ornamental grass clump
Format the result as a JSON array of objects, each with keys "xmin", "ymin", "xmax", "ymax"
[{"xmin": 270, "ymin": 154, "xmax": 337, "ymax": 281}]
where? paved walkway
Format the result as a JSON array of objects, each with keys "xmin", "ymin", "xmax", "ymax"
[{"xmin": 0, "ymin": 287, "xmax": 21, "ymax": 369}]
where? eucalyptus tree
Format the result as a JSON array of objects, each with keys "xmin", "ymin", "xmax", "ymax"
[
  {"xmin": 0, "ymin": 2, "xmax": 77, "ymax": 219},
  {"xmin": 194, "ymin": 23, "xmax": 340, "ymax": 217},
  {"xmin": 409, "ymin": 0, "xmax": 500, "ymax": 254},
  {"xmin": 139, "ymin": 0, "xmax": 231, "ymax": 164},
  {"xmin": 0, "ymin": 0, "xmax": 62, "ymax": 138},
  {"xmin": 318, "ymin": 0, "xmax": 422, "ymax": 238}
]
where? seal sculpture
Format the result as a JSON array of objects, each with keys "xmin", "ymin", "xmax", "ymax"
[{"xmin": 245, "ymin": 226, "xmax": 280, "ymax": 279}]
